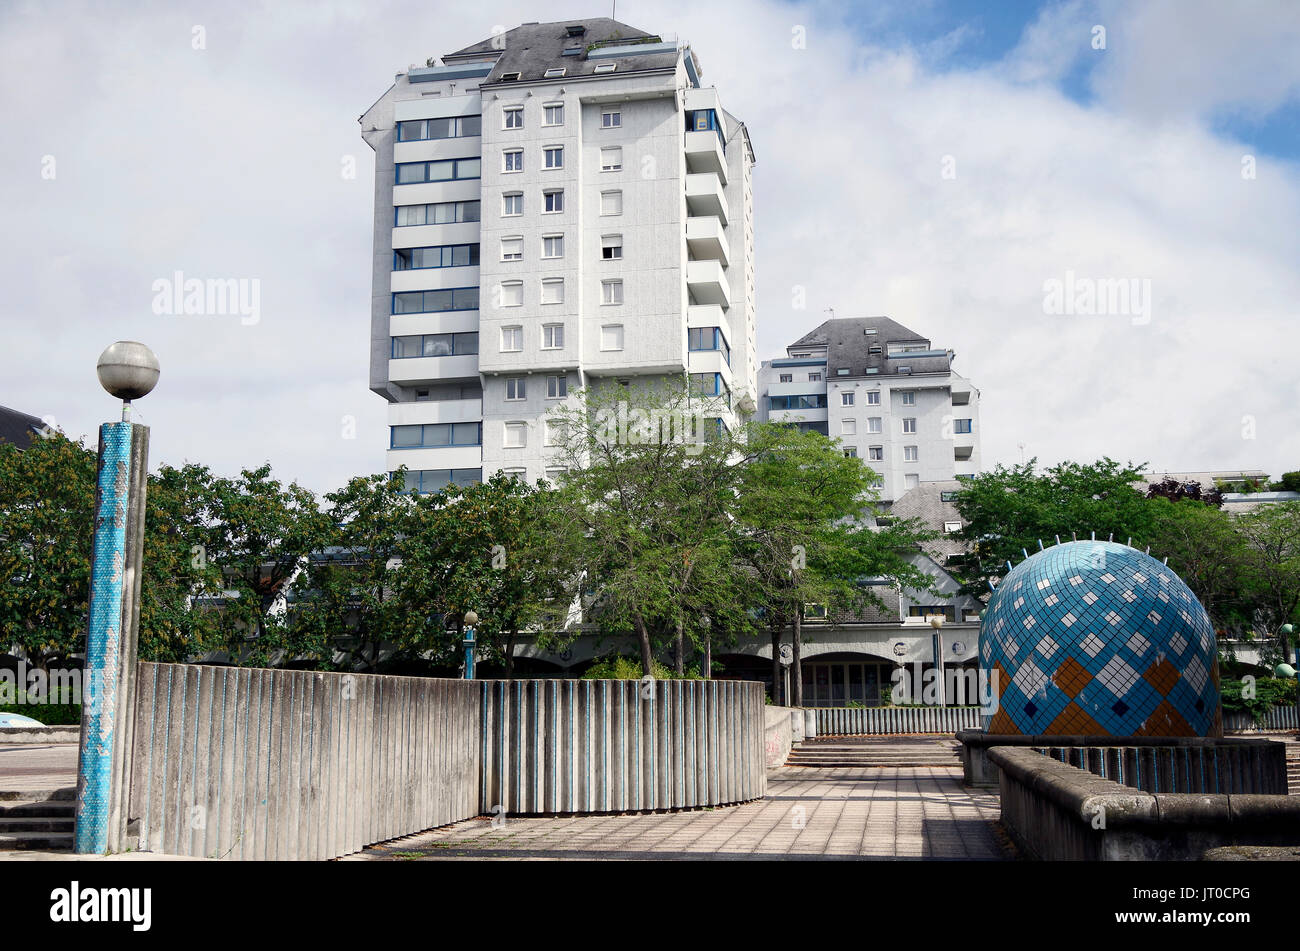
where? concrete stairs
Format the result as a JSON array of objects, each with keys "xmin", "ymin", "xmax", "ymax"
[
  {"xmin": 0, "ymin": 787, "xmax": 74, "ymax": 851},
  {"xmin": 786, "ymin": 736, "xmax": 961, "ymax": 768},
  {"xmin": 1286, "ymin": 748, "xmax": 1300, "ymax": 795}
]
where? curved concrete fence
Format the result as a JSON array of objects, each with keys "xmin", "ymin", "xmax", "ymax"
[
  {"xmin": 816, "ymin": 705, "xmax": 982, "ymax": 736},
  {"xmin": 480, "ymin": 678, "xmax": 767, "ymax": 815},
  {"xmin": 129, "ymin": 663, "xmax": 481, "ymax": 860},
  {"xmin": 119, "ymin": 664, "xmax": 766, "ymax": 859}
]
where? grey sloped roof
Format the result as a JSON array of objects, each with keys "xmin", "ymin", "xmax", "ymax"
[
  {"xmin": 0, "ymin": 404, "xmax": 43, "ymax": 450},
  {"xmin": 888, "ymin": 480, "xmax": 970, "ymax": 563},
  {"xmin": 789, "ymin": 317, "xmax": 951, "ymax": 379},
  {"xmin": 443, "ymin": 19, "xmax": 677, "ymax": 83}
]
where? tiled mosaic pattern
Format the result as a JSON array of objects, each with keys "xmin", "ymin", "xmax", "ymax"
[{"xmin": 979, "ymin": 541, "xmax": 1220, "ymax": 737}]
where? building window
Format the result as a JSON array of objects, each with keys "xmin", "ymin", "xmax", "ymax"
[
  {"xmin": 904, "ymin": 446, "xmax": 918, "ymax": 462},
  {"xmin": 505, "ymin": 377, "xmax": 526, "ymax": 400},
  {"xmin": 779, "ymin": 373, "xmax": 793, "ymax": 383},
  {"xmin": 542, "ymin": 324, "xmax": 564, "ymax": 349},
  {"xmin": 500, "ymin": 237, "xmax": 523, "ymax": 261},
  {"xmin": 594, "ymin": 63, "xmax": 616, "ymax": 74},
  {"xmin": 687, "ymin": 327, "xmax": 730, "ymax": 365},
  {"xmin": 835, "ymin": 368, "xmax": 850, "ymax": 376},
  {"xmin": 393, "ymin": 244, "xmax": 479, "ymax": 270},
  {"xmin": 944, "ymin": 521, "xmax": 962, "ymax": 534},
  {"xmin": 768, "ymin": 394, "xmax": 827, "ymax": 410},
  {"xmin": 500, "ymin": 326, "xmax": 523, "ymax": 351},
  {"xmin": 867, "ymin": 417, "xmax": 882, "ymax": 433},
  {"xmin": 543, "ymin": 145, "xmax": 564, "ymax": 169},
  {"xmin": 940, "ymin": 491, "xmax": 959, "ymax": 502},
  {"xmin": 544, "ymin": 189, "xmax": 564, "ymax": 212},
  {"xmin": 902, "ymin": 418, "xmax": 917, "ymax": 434},
  {"xmin": 543, "ymin": 103, "xmax": 564, "ymax": 125},
  {"xmin": 601, "ymin": 190, "xmax": 623, "ymax": 215},
  {"xmin": 546, "ymin": 375, "xmax": 568, "ymax": 398},
  {"xmin": 397, "ymin": 115, "xmax": 482, "ymax": 141},
  {"xmin": 391, "ymin": 332, "xmax": 479, "ymax": 358},
  {"xmin": 841, "ymin": 392, "xmax": 855, "ymax": 406},
  {"xmin": 541, "ymin": 278, "xmax": 565, "ymax": 304},
  {"xmin": 841, "ymin": 419, "xmax": 857, "ymax": 435},
  {"xmin": 501, "ymin": 468, "xmax": 527, "ymax": 481},
  {"xmin": 504, "ymin": 422, "xmax": 527, "ymax": 448},
  {"xmin": 954, "ymin": 418, "xmax": 973, "ymax": 434},
  {"xmin": 502, "ymin": 192, "xmax": 523, "ymax": 216},
  {"xmin": 399, "ymin": 468, "xmax": 483, "ymax": 494},
  {"xmin": 601, "ymin": 279, "xmax": 623, "ymax": 304},
  {"xmin": 600, "ymin": 147, "xmax": 623, "ymax": 171},
  {"xmin": 391, "ymin": 287, "xmax": 480, "ymax": 314},
  {"xmin": 390, "ymin": 422, "xmax": 482, "ymax": 449},
  {"xmin": 545, "ymin": 467, "xmax": 567, "ymax": 481},
  {"xmin": 503, "ymin": 149, "xmax": 524, "ymax": 173},
  {"xmin": 869, "ymin": 344, "xmax": 883, "ymax": 355},
  {"xmin": 844, "ymin": 447, "xmax": 857, "ymax": 458},
  {"xmin": 395, "ymin": 200, "xmax": 481, "ymax": 226},
  {"xmin": 602, "ymin": 109, "xmax": 621, "ymax": 128},
  {"xmin": 867, "ymin": 391, "xmax": 881, "ymax": 405},
  {"xmin": 905, "ymin": 473, "xmax": 920, "ymax": 490},
  {"xmin": 868, "ymin": 447, "xmax": 883, "ymax": 461},
  {"xmin": 600, "ymin": 324, "xmax": 624, "ymax": 351},
  {"xmin": 544, "ymin": 419, "xmax": 565, "ymax": 445},
  {"xmin": 543, "ymin": 67, "xmax": 566, "ymax": 78},
  {"xmin": 901, "ymin": 391, "xmax": 916, "ymax": 405},
  {"xmin": 809, "ymin": 372, "xmax": 822, "ymax": 382},
  {"xmin": 498, "ymin": 281, "xmax": 523, "ymax": 307},
  {"xmin": 395, "ymin": 157, "xmax": 481, "ymax": 183},
  {"xmin": 503, "ymin": 106, "xmax": 523, "ymax": 129},
  {"xmin": 500, "ymin": 72, "xmax": 521, "ymax": 82},
  {"xmin": 601, "ymin": 234, "xmax": 623, "ymax": 259},
  {"xmin": 542, "ymin": 234, "xmax": 564, "ymax": 258}
]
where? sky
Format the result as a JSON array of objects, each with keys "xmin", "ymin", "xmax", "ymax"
[{"xmin": 2, "ymin": 0, "xmax": 1299, "ymax": 495}]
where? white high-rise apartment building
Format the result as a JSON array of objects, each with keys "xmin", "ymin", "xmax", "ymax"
[
  {"xmin": 361, "ymin": 19, "xmax": 756, "ymax": 491},
  {"xmin": 757, "ymin": 317, "xmax": 981, "ymax": 502}
]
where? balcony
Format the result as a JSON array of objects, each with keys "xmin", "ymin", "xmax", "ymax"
[
  {"xmin": 686, "ymin": 215, "xmax": 730, "ymax": 266},
  {"xmin": 388, "ymin": 399, "xmax": 482, "ymax": 427},
  {"xmin": 951, "ymin": 383, "xmax": 972, "ymax": 405},
  {"xmin": 954, "ymin": 442, "xmax": 975, "ymax": 461},
  {"xmin": 687, "ymin": 303, "xmax": 725, "ymax": 329},
  {"xmin": 686, "ymin": 260, "xmax": 730, "ymax": 308},
  {"xmin": 388, "ymin": 353, "xmax": 479, "ymax": 385},
  {"xmin": 685, "ymin": 130, "xmax": 727, "ymax": 181},
  {"xmin": 685, "ymin": 173, "xmax": 728, "ymax": 225}
]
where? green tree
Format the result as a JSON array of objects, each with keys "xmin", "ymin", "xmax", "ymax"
[
  {"xmin": 734, "ymin": 423, "xmax": 935, "ymax": 705},
  {"xmin": 0, "ymin": 431, "xmax": 96, "ymax": 669},
  {"xmin": 1234, "ymin": 501, "xmax": 1300, "ymax": 658},
  {"xmin": 1145, "ymin": 497, "xmax": 1249, "ymax": 634},
  {"xmin": 951, "ymin": 458, "xmax": 1154, "ymax": 596}
]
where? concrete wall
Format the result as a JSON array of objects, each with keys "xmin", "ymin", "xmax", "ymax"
[
  {"xmin": 991, "ymin": 746, "xmax": 1300, "ymax": 861},
  {"xmin": 481, "ymin": 678, "xmax": 767, "ymax": 814},
  {"xmin": 126, "ymin": 664, "xmax": 766, "ymax": 859},
  {"xmin": 763, "ymin": 705, "xmax": 804, "ymax": 768}
]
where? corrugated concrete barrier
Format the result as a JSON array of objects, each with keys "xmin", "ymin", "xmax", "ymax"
[
  {"xmin": 125, "ymin": 665, "xmax": 766, "ymax": 859},
  {"xmin": 816, "ymin": 705, "xmax": 982, "ymax": 736},
  {"xmin": 1225, "ymin": 704, "xmax": 1299, "ymax": 733},
  {"xmin": 129, "ymin": 663, "xmax": 480, "ymax": 861},
  {"xmin": 480, "ymin": 678, "xmax": 767, "ymax": 815}
]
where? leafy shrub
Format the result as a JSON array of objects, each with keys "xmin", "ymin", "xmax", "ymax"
[
  {"xmin": 1220, "ymin": 677, "xmax": 1297, "ymax": 723},
  {"xmin": 582, "ymin": 655, "xmax": 702, "ymax": 680}
]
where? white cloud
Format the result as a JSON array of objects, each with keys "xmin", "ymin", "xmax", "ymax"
[{"xmin": 1, "ymin": 0, "xmax": 1297, "ymax": 494}]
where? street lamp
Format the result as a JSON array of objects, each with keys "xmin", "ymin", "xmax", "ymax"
[
  {"xmin": 463, "ymin": 610, "xmax": 479, "ymax": 680},
  {"xmin": 929, "ymin": 613, "xmax": 947, "ymax": 707},
  {"xmin": 1281, "ymin": 623, "xmax": 1295, "ymax": 666}
]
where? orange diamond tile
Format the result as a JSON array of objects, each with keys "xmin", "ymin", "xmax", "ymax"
[
  {"xmin": 1045, "ymin": 703, "xmax": 1107, "ymax": 736},
  {"xmin": 1051, "ymin": 656, "xmax": 1091, "ymax": 699},
  {"xmin": 1133, "ymin": 700, "xmax": 1194, "ymax": 737},
  {"xmin": 1142, "ymin": 658, "xmax": 1180, "ymax": 696}
]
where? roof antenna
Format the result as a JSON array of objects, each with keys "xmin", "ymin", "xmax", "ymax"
[{"xmin": 825, "ymin": 307, "xmax": 835, "ymax": 319}]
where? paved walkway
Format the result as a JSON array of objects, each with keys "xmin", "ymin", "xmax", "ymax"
[
  {"xmin": 348, "ymin": 766, "xmax": 1013, "ymax": 861},
  {"xmin": 0, "ymin": 743, "xmax": 77, "ymax": 794}
]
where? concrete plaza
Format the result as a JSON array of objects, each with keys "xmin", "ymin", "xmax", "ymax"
[{"xmin": 348, "ymin": 766, "xmax": 1013, "ymax": 861}]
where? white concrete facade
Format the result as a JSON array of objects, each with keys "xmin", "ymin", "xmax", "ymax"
[{"xmin": 361, "ymin": 19, "xmax": 756, "ymax": 490}]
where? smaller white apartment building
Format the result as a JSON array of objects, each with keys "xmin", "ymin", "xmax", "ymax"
[{"xmin": 757, "ymin": 316, "xmax": 981, "ymax": 503}]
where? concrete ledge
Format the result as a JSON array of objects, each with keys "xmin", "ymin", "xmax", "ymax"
[
  {"xmin": 990, "ymin": 746, "xmax": 1300, "ymax": 860},
  {"xmin": 0, "ymin": 726, "xmax": 80, "ymax": 745}
]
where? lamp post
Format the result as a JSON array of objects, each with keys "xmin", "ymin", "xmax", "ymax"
[
  {"xmin": 929, "ymin": 613, "xmax": 946, "ymax": 707},
  {"xmin": 1281, "ymin": 623, "xmax": 1295, "ymax": 667},
  {"xmin": 463, "ymin": 610, "xmax": 479, "ymax": 680},
  {"xmin": 75, "ymin": 341, "xmax": 158, "ymax": 854}
]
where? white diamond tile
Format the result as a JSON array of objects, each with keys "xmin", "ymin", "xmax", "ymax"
[
  {"xmin": 1081, "ymin": 633, "xmax": 1105, "ymax": 657},
  {"xmin": 1126, "ymin": 632, "xmax": 1151, "ymax": 655},
  {"xmin": 1096, "ymin": 656, "xmax": 1140, "ymax": 697}
]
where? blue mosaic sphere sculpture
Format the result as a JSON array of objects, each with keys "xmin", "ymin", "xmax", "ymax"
[{"xmin": 979, "ymin": 540, "xmax": 1220, "ymax": 737}]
